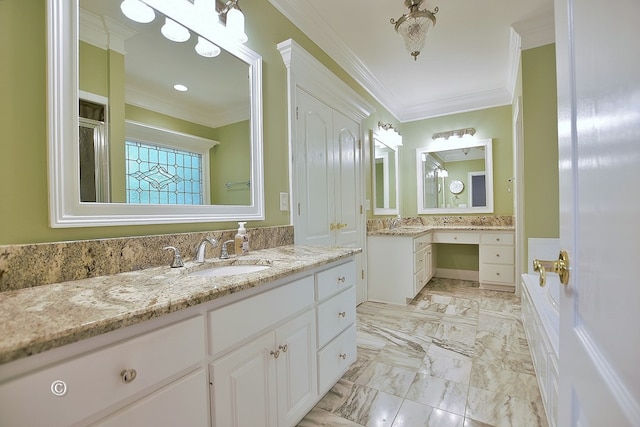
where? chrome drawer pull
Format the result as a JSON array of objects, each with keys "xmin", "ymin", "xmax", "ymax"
[
  {"xmin": 339, "ymin": 353, "xmax": 347, "ymax": 360},
  {"xmin": 338, "ymin": 311, "xmax": 346, "ymax": 318},
  {"xmin": 279, "ymin": 344, "xmax": 288, "ymax": 353},
  {"xmin": 337, "ymin": 276, "xmax": 346, "ymax": 283},
  {"xmin": 120, "ymin": 369, "xmax": 137, "ymax": 384},
  {"xmin": 270, "ymin": 350, "xmax": 280, "ymax": 359}
]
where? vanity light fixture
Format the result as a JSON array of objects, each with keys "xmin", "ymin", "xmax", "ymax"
[
  {"xmin": 195, "ymin": 36, "xmax": 221, "ymax": 57},
  {"xmin": 120, "ymin": 0, "xmax": 155, "ymax": 23},
  {"xmin": 432, "ymin": 127, "xmax": 476, "ymax": 140},
  {"xmin": 119, "ymin": 0, "xmax": 249, "ymax": 54},
  {"xmin": 377, "ymin": 121, "xmax": 403, "ymax": 148},
  {"xmin": 161, "ymin": 17, "xmax": 191, "ymax": 42},
  {"xmin": 218, "ymin": 0, "xmax": 248, "ymax": 44},
  {"xmin": 390, "ymin": 0, "xmax": 439, "ymax": 61}
]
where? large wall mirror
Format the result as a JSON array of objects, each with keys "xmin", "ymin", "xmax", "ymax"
[
  {"xmin": 48, "ymin": 0, "xmax": 264, "ymax": 227},
  {"xmin": 371, "ymin": 127, "xmax": 401, "ymax": 215},
  {"xmin": 416, "ymin": 138, "xmax": 493, "ymax": 214}
]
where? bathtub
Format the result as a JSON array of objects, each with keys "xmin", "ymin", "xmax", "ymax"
[{"xmin": 521, "ymin": 273, "xmax": 560, "ymax": 427}]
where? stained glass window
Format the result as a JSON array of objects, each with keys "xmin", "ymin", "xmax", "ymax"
[{"xmin": 125, "ymin": 140, "xmax": 203, "ymax": 205}]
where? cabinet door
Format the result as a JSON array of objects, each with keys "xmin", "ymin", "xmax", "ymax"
[
  {"xmin": 210, "ymin": 332, "xmax": 277, "ymax": 427},
  {"xmin": 275, "ymin": 310, "xmax": 317, "ymax": 427},
  {"xmin": 425, "ymin": 245, "xmax": 433, "ymax": 283},
  {"xmin": 94, "ymin": 369, "xmax": 208, "ymax": 427}
]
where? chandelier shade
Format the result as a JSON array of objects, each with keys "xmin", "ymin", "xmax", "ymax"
[{"xmin": 391, "ymin": 0, "xmax": 438, "ymax": 61}]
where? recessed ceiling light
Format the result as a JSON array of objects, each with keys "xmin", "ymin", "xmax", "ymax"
[{"xmin": 173, "ymin": 84, "xmax": 188, "ymax": 92}]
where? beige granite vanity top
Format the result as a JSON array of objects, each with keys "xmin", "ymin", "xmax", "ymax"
[
  {"xmin": 367, "ymin": 225, "xmax": 515, "ymax": 237},
  {"xmin": 0, "ymin": 245, "xmax": 360, "ymax": 365}
]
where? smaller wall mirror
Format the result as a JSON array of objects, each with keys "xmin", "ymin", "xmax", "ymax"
[
  {"xmin": 416, "ymin": 138, "xmax": 493, "ymax": 214},
  {"xmin": 372, "ymin": 127, "xmax": 401, "ymax": 215}
]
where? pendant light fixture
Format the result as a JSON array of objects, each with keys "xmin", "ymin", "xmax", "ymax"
[{"xmin": 390, "ymin": 0, "xmax": 438, "ymax": 61}]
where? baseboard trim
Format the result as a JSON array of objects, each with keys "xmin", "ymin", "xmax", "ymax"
[{"xmin": 434, "ymin": 268, "xmax": 479, "ymax": 281}]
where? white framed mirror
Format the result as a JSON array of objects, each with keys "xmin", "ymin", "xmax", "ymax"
[
  {"xmin": 372, "ymin": 127, "xmax": 401, "ymax": 215},
  {"xmin": 416, "ymin": 138, "xmax": 493, "ymax": 214},
  {"xmin": 48, "ymin": 0, "xmax": 264, "ymax": 227}
]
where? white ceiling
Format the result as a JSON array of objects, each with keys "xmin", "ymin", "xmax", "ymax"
[{"xmin": 268, "ymin": 0, "xmax": 555, "ymax": 122}]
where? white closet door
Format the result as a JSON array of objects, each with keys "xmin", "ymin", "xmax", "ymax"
[
  {"xmin": 332, "ymin": 109, "xmax": 360, "ymax": 249},
  {"xmin": 295, "ymin": 89, "xmax": 334, "ymax": 246}
]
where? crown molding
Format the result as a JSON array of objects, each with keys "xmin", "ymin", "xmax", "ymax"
[{"xmin": 512, "ymin": 9, "xmax": 555, "ymax": 50}]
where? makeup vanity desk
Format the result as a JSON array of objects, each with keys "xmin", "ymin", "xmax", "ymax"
[{"xmin": 367, "ymin": 225, "xmax": 515, "ymax": 305}]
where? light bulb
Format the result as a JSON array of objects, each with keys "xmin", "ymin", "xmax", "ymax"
[
  {"xmin": 226, "ymin": 7, "xmax": 248, "ymax": 43},
  {"xmin": 120, "ymin": 0, "xmax": 155, "ymax": 24},
  {"xmin": 195, "ymin": 37, "xmax": 221, "ymax": 57},
  {"xmin": 161, "ymin": 18, "xmax": 191, "ymax": 42}
]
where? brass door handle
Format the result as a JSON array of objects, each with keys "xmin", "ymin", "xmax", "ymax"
[{"xmin": 533, "ymin": 250, "xmax": 570, "ymax": 287}]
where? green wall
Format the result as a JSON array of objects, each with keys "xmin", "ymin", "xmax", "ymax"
[
  {"xmin": 398, "ymin": 105, "xmax": 515, "ymax": 218},
  {"xmin": 211, "ymin": 120, "xmax": 251, "ymax": 205},
  {"xmin": 522, "ymin": 44, "xmax": 559, "ymax": 243},
  {"xmin": 0, "ymin": 0, "xmax": 393, "ymax": 245}
]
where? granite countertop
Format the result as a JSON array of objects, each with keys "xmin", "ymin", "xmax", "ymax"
[
  {"xmin": 367, "ymin": 225, "xmax": 515, "ymax": 237},
  {"xmin": 0, "ymin": 245, "xmax": 360, "ymax": 365}
]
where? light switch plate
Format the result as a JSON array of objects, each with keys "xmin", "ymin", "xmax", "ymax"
[{"xmin": 279, "ymin": 192, "xmax": 289, "ymax": 211}]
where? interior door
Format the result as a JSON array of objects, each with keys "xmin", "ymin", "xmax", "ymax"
[
  {"xmin": 555, "ymin": 0, "xmax": 640, "ymax": 425},
  {"xmin": 332, "ymin": 109, "xmax": 360, "ymax": 249},
  {"xmin": 295, "ymin": 89, "xmax": 334, "ymax": 246}
]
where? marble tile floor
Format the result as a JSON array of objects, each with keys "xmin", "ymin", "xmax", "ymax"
[{"xmin": 297, "ymin": 278, "xmax": 548, "ymax": 427}]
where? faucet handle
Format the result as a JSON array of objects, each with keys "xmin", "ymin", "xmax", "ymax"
[
  {"xmin": 163, "ymin": 246, "xmax": 184, "ymax": 268},
  {"xmin": 205, "ymin": 237, "xmax": 219, "ymax": 247}
]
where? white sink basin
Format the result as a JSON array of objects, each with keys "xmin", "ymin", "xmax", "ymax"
[{"xmin": 188, "ymin": 264, "xmax": 271, "ymax": 278}]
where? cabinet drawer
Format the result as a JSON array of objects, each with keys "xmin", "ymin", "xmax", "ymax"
[
  {"xmin": 209, "ymin": 276, "xmax": 314, "ymax": 356},
  {"xmin": 316, "ymin": 261, "xmax": 355, "ymax": 301},
  {"xmin": 480, "ymin": 232, "xmax": 514, "ymax": 246},
  {"xmin": 317, "ymin": 324, "xmax": 356, "ymax": 394},
  {"xmin": 94, "ymin": 369, "xmax": 209, "ymax": 427},
  {"xmin": 413, "ymin": 234, "xmax": 432, "ymax": 252},
  {"xmin": 317, "ymin": 287, "xmax": 356, "ymax": 348},
  {"xmin": 480, "ymin": 245, "xmax": 514, "ymax": 265},
  {"xmin": 433, "ymin": 231, "xmax": 479, "ymax": 244},
  {"xmin": 0, "ymin": 316, "xmax": 204, "ymax": 427},
  {"xmin": 480, "ymin": 264, "xmax": 514, "ymax": 284}
]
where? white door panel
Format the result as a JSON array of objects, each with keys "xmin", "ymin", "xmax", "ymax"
[
  {"xmin": 555, "ymin": 0, "xmax": 640, "ymax": 425},
  {"xmin": 295, "ymin": 90, "xmax": 334, "ymax": 246},
  {"xmin": 333, "ymin": 110, "xmax": 360, "ymax": 248}
]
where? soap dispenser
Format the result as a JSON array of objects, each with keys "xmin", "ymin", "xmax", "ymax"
[{"xmin": 234, "ymin": 222, "xmax": 250, "ymax": 256}]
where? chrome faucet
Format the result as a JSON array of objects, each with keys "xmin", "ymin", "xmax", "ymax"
[
  {"xmin": 195, "ymin": 237, "xmax": 219, "ymax": 263},
  {"xmin": 389, "ymin": 216, "xmax": 402, "ymax": 229},
  {"xmin": 220, "ymin": 240, "xmax": 235, "ymax": 259},
  {"xmin": 163, "ymin": 246, "xmax": 184, "ymax": 268}
]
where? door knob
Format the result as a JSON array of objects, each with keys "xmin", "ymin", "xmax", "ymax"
[{"xmin": 533, "ymin": 250, "xmax": 570, "ymax": 287}]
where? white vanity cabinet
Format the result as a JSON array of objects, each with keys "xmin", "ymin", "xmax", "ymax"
[
  {"xmin": 367, "ymin": 233, "xmax": 433, "ymax": 305},
  {"xmin": 479, "ymin": 231, "xmax": 515, "ymax": 290},
  {"xmin": 209, "ymin": 276, "xmax": 317, "ymax": 427},
  {"xmin": 0, "ymin": 255, "xmax": 358, "ymax": 427},
  {"xmin": 0, "ymin": 316, "xmax": 207, "ymax": 427},
  {"xmin": 315, "ymin": 261, "xmax": 357, "ymax": 394},
  {"xmin": 209, "ymin": 259, "xmax": 356, "ymax": 427}
]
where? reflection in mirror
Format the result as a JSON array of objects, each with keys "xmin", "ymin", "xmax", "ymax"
[
  {"xmin": 416, "ymin": 139, "xmax": 493, "ymax": 214},
  {"xmin": 372, "ymin": 127, "xmax": 401, "ymax": 215},
  {"xmin": 79, "ymin": 0, "xmax": 250, "ymax": 206},
  {"xmin": 48, "ymin": 0, "xmax": 264, "ymax": 227}
]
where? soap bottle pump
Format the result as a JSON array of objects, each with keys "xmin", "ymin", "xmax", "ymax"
[{"xmin": 234, "ymin": 222, "xmax": 250, "ymax": 256}]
